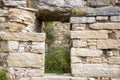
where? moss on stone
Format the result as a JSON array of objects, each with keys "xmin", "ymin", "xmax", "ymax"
[{"xmin": 71, "ymin": 9, "xmax": 87, "ymax": 16}]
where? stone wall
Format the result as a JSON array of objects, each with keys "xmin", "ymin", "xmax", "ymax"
[
  {"xmin": 70, "ymin": 16, "xmax": 120, "ymax": 79},
  {"xmin": 0, "ymin": 0, "xmax": 45, "ymax": 80}
]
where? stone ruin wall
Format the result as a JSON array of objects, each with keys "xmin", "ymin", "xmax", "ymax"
[{"xmin": 0, "ymin": 0, "xmax": 120, "ymax": 80}]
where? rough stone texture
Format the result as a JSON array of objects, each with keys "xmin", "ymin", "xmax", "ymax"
[
  {"xmin": 96, "ymin": 16, "xmax": 108, "ymax": 21},
  {"xmin": 71, "ymin": 57, "xmax": 82, "ymax": 64},
  {"xmin": 89, "ymin": 23, "xmax": 120, "ymax": 30},
  {"xmin": 0, "ymin": 17, "xmax": 6, "ymax": 22},
  {"xmin": 70, "ymin": 17, "xmax": 96, "ymax": 24},
  {"xmin": 71, "ymin": 31, "xmax": 108, "ymax": 39},
  {"xmin": 72, "ymin": 24, "xmax": 86, "ymax": 31},
  {"xmin": 71, "ymin": 64, "xmax": 120, "ymax": 77},
  {"xmin": 7, "ymin": 53, "xmax": 44, "ymax": 68},
  {"xmin": 0, "ymin": 32, "xmax": 45, "ymax": 41},
  {"xmin": 116, "ymin": 31, "xmax": 120, "ymax": 39},
  {"xmin": 111, "ymin": 16, "xmax": 120, "ymax": 22},
  {"xmin": 97, "ymin": 39, "xmax": 119, "ymax": 49},
  {"xmin": 108, "ymin": 57, "xmax": 120, "ymax": 64},
  {"xmin": 72, "ymin": 40, "xmax": 87, "ymax": 48},
  {"xmin": 8, "ymin": 41, "xmax": 19, "ymax": 52},
  {"xmin": 0, "ymin": 9, "xmax": 8, "ymax": 17},
  {"xmin": 0, "ymin": 41, "xmax": 8, "ymax": 52},
  {"xmin": 87, "ymin": 0, "xmax": 110, "ymax": 7},
  {"xmin": 0, "ymin": 53, "xmax": 8, "ymax": 66},
  {"xmin": 86, "ymin": 58, "xmax": 102, "ymax": 64},
  {"xmin": 71, "ymin": 48, "xmax": 103, "ymax": 57}
]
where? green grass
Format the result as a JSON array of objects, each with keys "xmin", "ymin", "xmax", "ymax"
[
  {"xmin": 45, "ymin": 45, "xmax": 71, "ymax": 74},
  {"xmin": 0, "ymin": 71, "xmax": 7, "ymax": 80}
]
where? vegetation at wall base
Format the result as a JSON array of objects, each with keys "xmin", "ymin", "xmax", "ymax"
[{"xmin": 0, "ymin": 70, "xmax": 7, "ymax": 80}]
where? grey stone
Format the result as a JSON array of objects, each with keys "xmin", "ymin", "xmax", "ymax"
[
  {"xmin": 8, "ymin": 41, "xmax": 19, "ymax": 52},
  {"xmin": 87, "ymin": 0, "xmax": 110, "ymax": 7},
  {"xmin": 0, "ymin": 9, "xmax": 8, "ymax": 17},
  {"xmin": 110, "ymin": 16, "xmax": 120, "ymax": 22},
  {"xmin": 0, "ymin": 17, "xmax": 5, "ymax": 22},
  {"xmin": 96, "ymin": 16, "xmax": 108, "ymax": 21},
  {"xmin": 72, "ymin": 40, "xmax": 87, "ymax": 48},
  {"xmin": 70, "ymin": 17, "xmax": 96, "ymax": 24},
  {"xmin": 0, "ymin": 41, "xmax": 8, "ymax": 52}
]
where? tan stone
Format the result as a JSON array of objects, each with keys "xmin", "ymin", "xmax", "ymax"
[
  {"xmin": 108, "ymin": 57, "xmax": 120, "ymax": 64},
  {"xmin": 0, "ymin": 41, "xmax": 8, "ymax": 52},
  {"xmin": 110, "ymin": 16, "xmax": 120, "ymax": 22},
  {"xmin": 0, "ymin": 9, "xmax": 8, "ymax": 17},
  {"xmin": 71, "ymin": 56, "xmax": 82, "ymax": 64},
  {"xmin": 71, "ymin": 30, "xmax": 108, "ymax": 39},
  {"xmin": 89, "ymin": 23, "xmax": 120, "ymax": 30},
  {"xmin": 97, "ymin": 39, "xmax": 119, "ymax": 49},
  {"xmin": 111, "ymin": 78, "xmax": 120, "ymax": 80},
  {"xmin": 96, "ymin": 16, "xmax": 108, "ymax": 21},
  {"xmin": 72, "ymin": 24, "xmax": 86, "ymax": 30},
  {"xmin": 116, "ymin": 31, "xmax": 120, "ymax": 39},
  {"xmin": 87, "ymin": 40, "xmax": 97, "ymax": 46},
  {"xmin": 0, "ymin": 17, "xmax": 5, "ymax": 22},
  {"xmin": 0, "ymin": 32, "xmax": 45, "ymax": 41},
  {"xmin": 71, "ymin": 64, "xmax": 120, "ymax": 77},
  {"xmin": 7, "ymin": 53, "xmax": 44, "ymax": 68},
  {"xmin": 87, "ymin": 58, "xmax": 102, "ymax": 64},
  {"xmin": 71, "ymin": 48, "xmax": 103, "ymax": 57},
  {"xmin": 72, "ymin": 40, "xmax": 87, "ymax": 48},
  {"xmin": 8, "ymin": 41, "xmax": 19, "ymax": 52}
]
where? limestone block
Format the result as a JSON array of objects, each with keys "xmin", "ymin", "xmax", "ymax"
[
  {"xmin": 72, "ymin": 24, "xmax": 86, "ymax": 30},
  {"xmin": 116, "ymin": 31, "xmax": 120, "ymax": 39},
  {"xmin": 87, "ymin": 40, "xmax": 97, "ymax": 46},
  {"xmin": 110, "ymin": 16, "xmax": 120, "ymax": 22},
  {"xmin": 0, "ymin": 32, "xmax": 45, "ymax": 41},
  {"xmin": 97, "ymin": 39, "xmax": 119, "ymax": 49},
  {"xmin": 71, "ymin": 30, "xmax": 108, "ymax": 39},
  {"xmin": 31, "ymin": 42, "xmax": 45, "ymax": 54},
  {"xmin": 0, "ymin": 17, "xmax": 5, "ymax": 22},
  {"xmin": 71, "ymin": 48, "xmax": 103, "ymax": 57},
  {"xmin": 108, "ymin": 57, "xmax": 120, "ymax": 64},
  {"xmin": 8, "ymin": 9, "xmax": 35, "ymax": 24},
  {"xmin": 96, "ymin": 16, "xmax": 108, "ymax": 21},
  {"xmin": 70, "ymin": 17, "xmax": 96, "ymax": 24},
  {"xmin": 8, "ymin": 41, "xmax": 19, "ymax": 52},
  {"xmin": 87, "ymin": 0, "xmax": 110, "ymax": 7},
  {"xmin": 7, "ymin": 68, "xmax": 44, "ymax": 80},
  {"xmin": 72, "ymin": 40, "xmax": 87, "ymax": 48},
  {"xmin": 89, "ymin": 23, "xmax": 120, "ymax": 30},
  {"xmin": 0, "ymin": 23, "xmax": 8, "ymax": 31},
  {"xmin": 71, "ymin": 56, "xmax": 82, "ymax": 64},
  {"xmin": 0, "ymin": 9, "xmax": 8, "ymax": 17},
  {"xmin": 71, "ymin": 64, "xmax": 120, "ymax": 77},
  {"xmin": 0, "ymin": 53, "xmax": 8, "ymax": 66},
  {"xmin": 0, "ymin": 41, "xmax": 8, "ymax": 52},
  {"xmin": 111, "ymin": 78, "xmax": 120, "ymax": 80},
  {"xmin": 7, "ymin": 53, "xmax": 44, "ymax": 68},
  {"xmin": 86, "ymin": 58, "xmax": 102, "ymax": 64},
  {"xmin": 8, "ymin": 22, "xmax": 25, "ymax": 32}
]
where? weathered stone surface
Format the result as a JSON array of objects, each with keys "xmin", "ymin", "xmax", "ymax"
[
  {"xmin": 71, "ymin": 48, "xmax": 103, "ymax": 57},
  {"xmin": 87, "ymin": 0, "xmax": 110, "ymax": 7},
  {"xmin": 111, "ymin": 78, "xmax": 120, "ymax": 80},
  {"xmin": 72, "ymin": 24, "xmax": 86, "ymax": 30},
  {"xmin": 97, "ymin": 39, "xmax": 119, "ymax": 49},
  {"xmin": 87, "ymin": 40, "xmax": 97, "ymax": 46},
  {"xmin": 96, "ymin": 16, "xmax": 108, "ymax": 21},
  {"xmin": 0, "ymin": 9, "xmax": 8, "ymax": 17},
  {"xmin": 0, "ymin": 23, "xmax": 8, "ymax": 31},
  {"xmin": 89, "ymin": 23, "xmax": 120, "ymax": 30},
  {"xmin": 0, "ymin": 53, "xmax": 8, "ymax": 66},
  {"xmin": 31, "ymin": 42, "xmax": 45, "ymax": 54},
  {"xmin": 108, "ymin": 57, "xmax": 120, "ymax": 64},
  {"xmin": 71, "ymin": 31, "xmax": 108, "ymax": 39},
  {"xmin": 0, "ymin": 41, "xmax": 8, "ymax": 52},
  {"xmin": 70, "ymin": 17, "xmax": 96, "ymax": 24},
  {"xmin": 0, "ymin": 32, "xmax": 45, "ymax": 41},
  {"xmin": 72, "ymin": 40, "xmax": 87, "ymax": 48},
  {"xmin": 111, "ymin": 16, "xmax": 120, "ymax": 22},
  {"xmin": 7, "ymin": 53, "xmax": 44, "ymax": 68},
  {"xmin": 71, "ymin": 57, "xmax": 82, "ymax": 64},
  {"xmin": 8, "ymin": 41, "xmax": 19, "ymax": 52},
  {"xmin": 71, "ymin": 64, "xmax": 120, "ymax": 77},
  {"xmin": 8, "ymin": 9, "xmax": 35, "ymax": 24},
  {"xmin": 0, "ymin": 17, "xmax": 5, "ymax": 22},
  {"xmin": 87, "ymin": 58, "xmax": 102, "ymax": 64},
  {"xmin": 7, "ymin": 68, "xmax": 44, "ymax": 80},
  {"xmin": 116, "ymin": 31, "xmax": 120, "ymax": 39}
]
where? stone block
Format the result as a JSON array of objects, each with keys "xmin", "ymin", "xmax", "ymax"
[
  {"xmin": 71, "ymin": 56, "xmax": 82, "ymax": 64},
  {"xmin": 31, "ymin": 42, "xmax": 45, "ymax": 54},
  {"xmin": 0, "ymin": 23, "xmax": 8, "ymax": 31},
  {"xmin": 72, "ymin": 24, "xmax": 86, "ymax": 30},
  {"xmin": 71, "ymin": 30, "xmax": 108, "ymax": 39},
  {"xmin": 0, "ymin": 41, "xmax": 8, "ymax": 52},
  {"xmin": 72, "ymin": 40, "xmax": 87, "ymax": 48},
  {"xmin": 86, "ymin": 58, "xmax": 102, "ymax": 64},
  {"xmin": 87, "ymin": 40, "xmax": 97, "ymax": 46},
  {"xmin": 96, "ymin": 16, "xmax": 108, "ymax": 21},
  {"xmin": 108, "ymin": 57, "xmax": 120, "ymax": 64},
  {"xmin": 8, "ymin": 9, "xmax": 35, "ymax": 24},
  {"xmin": 87, "ymin": 0, "xmax": 110, "ymax": 7},
  {"xmin": 97, "ymin": 39, "xmax": 119, "ymax": 49},
  {"xmin": 0, "ymin": 53, "xmax": 8, "ymax": 66},
  {"xmin": 71, "ymin": 64, "xmax": 120, "ymax": 77},
  {"xmin": 111, "ymin": 78, "xmax": 120, "ymax": 80},
  {"xmin": 7, "ymin": 53, "xmax": 44, "ymax": 68},
  {"xmin": 71, "ymin": 48, "xmax": 103, "ymax": 57},
  {"xmin": 0, "ymin": 32, "xmax": 45, "ymax": 41},
  {"xmin": 89, "ymin": 23, "xmax": 120, "ymax": 30},
  {"xmin": 110, "ymin": 16, "xmax": 120, "ymax": 22},
  {"xmin": 8, "ymin": 41, "xmax": 19, "ymax": 52},
  {"xmin": 0, "ymin": 9, "xmax": 8, "ymax": 17},
  {"xmin": 116, "ymin": 31, "xmax": 120, "ymax": 39},
  {"xmin": 7, "ymin": 68, "xmax": 44, "ymax": 80},
  {"xmin": 70, "ymin": 17, "xmax": 96, "ymax": 24},
  {"xmin": 0, "ymin": 17, "xmax": 5, "ymax": 22}
]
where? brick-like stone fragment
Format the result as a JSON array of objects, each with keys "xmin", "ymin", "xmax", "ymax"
[
  {"xmin": 7, "ymin": 53, "xmax": 44, "ymax": 68},
  {"xmin": 0, "ymin": 9, "xmax": 8, "ymax": 16},
  {"xmin": 0, "ymin": 41, "xmax": 8, "ymax": 52},
  {"xmin": 71, "ymin": 64, "xmax": 120, "ymax": 77},
  {"xmin": 0, "ymin": 32, "xmax": 45, "ymax": 41},
  {"xmin": 87, "ymin": 40, "xmax": 97, "ymax": 46},
  {"xmin": 72, "ymin": 40, "xmax": 87, "ymax": 48},
  {"xmin": 111, "ymin": 78, "xmax": 120, "ymax": 80},
  {"xmin": 116, "ymin": 31, "xmax": 120, "ymax": 39},
  {"xmin": 70, "ymin": 17, "xmax": 96, "ymax": 24},
  {"xmin": 0, "ymin": 17, "xmax": 5, "ymax": 22},
  {"xmin": 108, "ymin": 57, "xmax": 120, "ymax": 64},
  {"xmin": 71, "ymin": 48, "xmax": 102, "ymax": 57},
  {"xmin": 71, "ymin": 30, "xmax": 108, "ymax": 39},
  {"xmin": 7, "ymin": 68, "xmax": 44, "ymax": 80},
  {"xmin": 71, "ymin": 56, "xmax": 82, "ymax": 64},
  {"xmin": 72, "ymin": 24, "xmax": 86, "ymax": 30},
  {"xmin": 8, "ymin": 41, "xmax": 19, "ymax": 52},
  {"xmin": 110, "ymin": 16, "xmax": 120, "ymax": 22},
  {"xmin": 97, "ymin": 39, "xmax": 119, "ymax": 49},
  {"xmin": 89, "ymin": 23, "xmax": 120, "ymax": 30},
  {"xmin": 96, "ymin": 16, "xmax": 108, "ymax": 21},
  {"xmin": 87, "ymin": 58, "xmax": 102, "ymax": 64}
]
